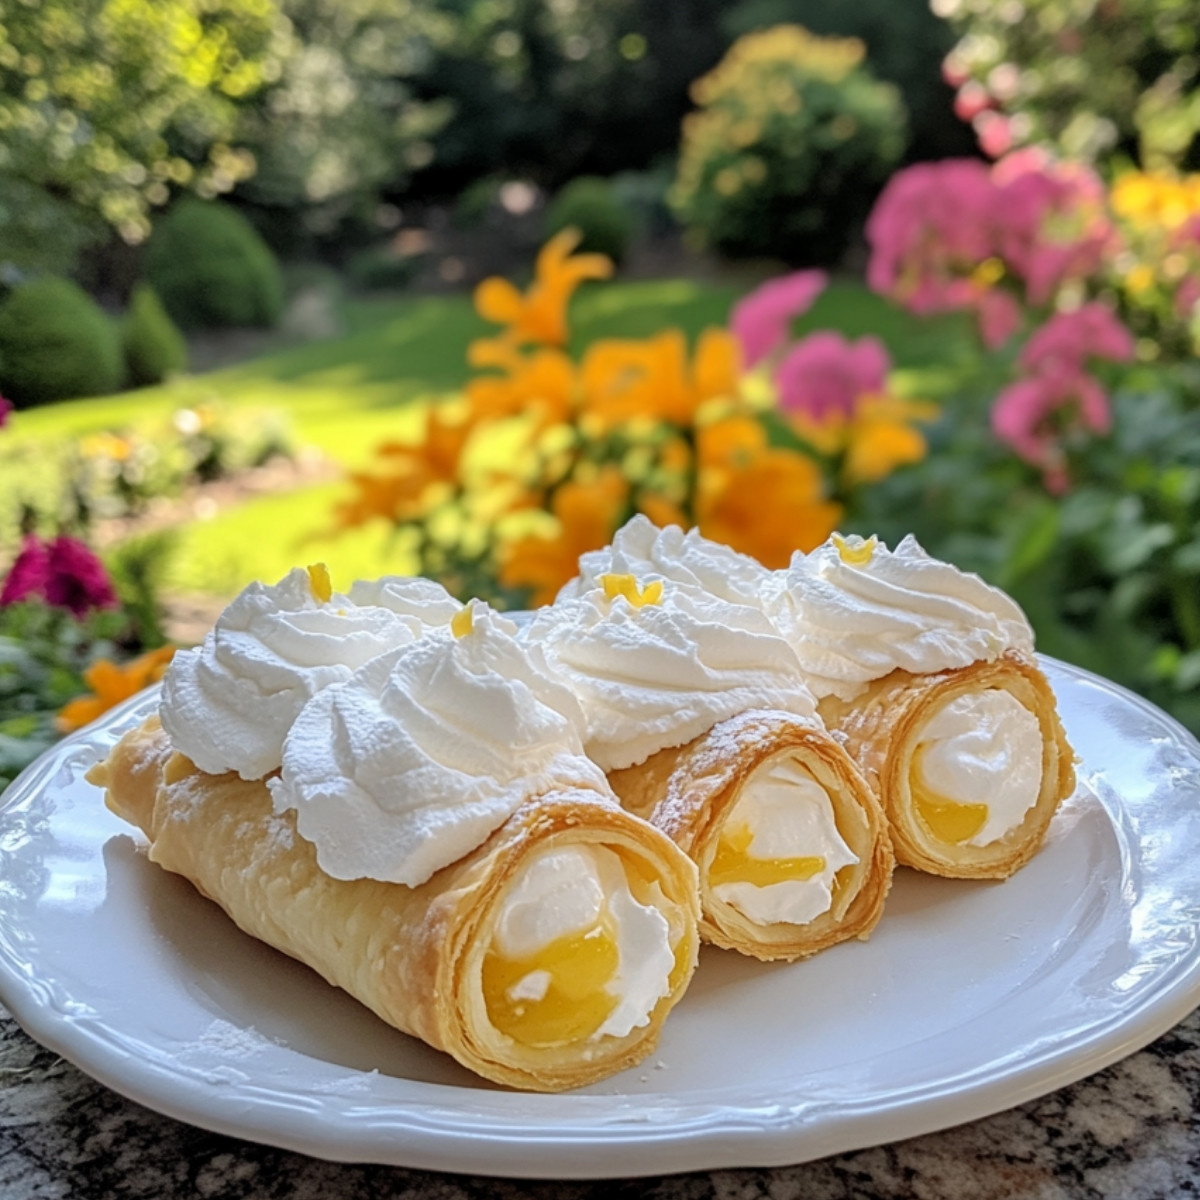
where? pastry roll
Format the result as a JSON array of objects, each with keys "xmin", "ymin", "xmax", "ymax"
[
  {"xmin": 529, "ymin": 567, "xmax": 893, "ymax": 960},
  {"xmin": 770, "ymin": 533, "xmax": 1077, "ymax": 880},
  {"xmin": 607, "ymin": 708, "xmax": 891, "ymax": 960},
  {"xmin": 90, "ymin": 719, "xmax": 700, "ymax": 1092}
]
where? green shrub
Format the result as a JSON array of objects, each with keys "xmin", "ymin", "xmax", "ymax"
[
  {"xmin": 122, "ymin": 283, "xmax": 187, "ymax": 387},
  {"xmin": 671, "ymin": 25, "xmax": 907, "ymax": 266},
  {"xmin": 0, "ymin": 277, "xmax": 124, "ymax": 407},
  {"xmin": 345, "ymin": 244, "xmax": 422, "ymax": 293},
  {"xmin": 545, "ymin": 177, "xmax": 636, "ymax": 264},
  {"xmin": 144, "ymin": 199, "xmax": 285, "ymax": 331}
]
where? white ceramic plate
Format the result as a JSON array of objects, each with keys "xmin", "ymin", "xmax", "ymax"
[{"xmin": 2, "ymin": 658, "xmax": 1200, "ymax": 1178}]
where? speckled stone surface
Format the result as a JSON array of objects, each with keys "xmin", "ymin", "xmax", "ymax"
[{"xmin": 3, "ymin": 1000, "xmax": 1199, "ymax": 1200}]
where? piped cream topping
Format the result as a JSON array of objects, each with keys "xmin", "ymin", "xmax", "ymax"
[
  {"xmin": 769, "ymin": 533, "xmax": 1036, "ymax": 701},
  {"xmin": 160, "ymin": 567, "xmax": 458, "ymax": 780},
  {"xmin": 559, "ymin": 514, "xmax": 772, "ymax": 609},
  {"xmin": 911, "ymin": 691, "xmax": 1043, "ymax": 847},
  {"xmin": 711, "ymin": 758, "xmax": 859, "ymax": 926},
  {"xmin": 268, "ymin": 602, "xmax": 611, "ymax": 886},
  {"xmin": 488, "ymin": 844, "xmax": 675, "ymax": 1042},
  {"xmin": 528, "ymin": 581, "xmax": 818, "ymax": 771}
]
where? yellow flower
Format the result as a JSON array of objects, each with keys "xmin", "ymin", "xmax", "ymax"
[
  {"xmin": 57, "ymin": 646, "xmax": 177, "ymax": 733},
  {"xmin": 499, "ymin": 466, "xmax": 628, "ymax": 606},
  {"xmin": 474, "ymin": 229, "xmax": 613, "ymax": 347}
]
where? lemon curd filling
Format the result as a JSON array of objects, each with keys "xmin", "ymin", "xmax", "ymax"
[
  {"xmin": 909, "ymin": 691, "xmax": 1043, "ymax": 848},
  {"xmin": 482, "ymin": 845, "xmax": 676, "ymax": 1049},
  {"xmin": 483, "ymin": 914, "xmax": 620, "ymax": 1047},
  {"xmin": 709, "ymin": 757, "xmax": 859, "ymax": 927},
  {"xmin": 709, "ymin": 823, "xmax": 825, "ymax": 889}
]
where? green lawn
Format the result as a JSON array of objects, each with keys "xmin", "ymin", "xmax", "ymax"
[{"xmin": 1, "ymin": 278, "xmax": 975, "ymax": 600}]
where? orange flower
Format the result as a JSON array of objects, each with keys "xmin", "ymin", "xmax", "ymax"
[
  {"xmin": 333, "ymin": 408, "xmax": 475, "ymax": 530},
  {"xmin": 500, "ymin": 466, "xmax": 628, "ymax": 605},
  {"xmin": 580, "ymin": 328, "xmax": 741, "ymax": 428},
  {"xmin": 697, "ymin": 446, "xmax": 841, "ymax": 568},
  {"xmin": 465, "ymin": 346, "xmax": 577, "ymax": 428},
  {"xmin": 841, "ymin": 395, "xmax": 938, "ymax": 486},
  {"xmin": 57, "ymin": 645, "xmax": 177, "ymax": 733},
  {"xmin": 697, "ymin": 413, "xmax": 766, "ymax": 469},
  {"xmin": 474, "ymin": 229, "xmax": 613, "ymax": 347}
]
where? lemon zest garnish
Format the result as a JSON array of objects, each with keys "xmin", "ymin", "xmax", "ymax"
[
  {"xmin": 306, "ymin": 562, "xmax": 333, "ymax": 603},
  {"xmin": 451, "ymin": 605, "xmax": 475, "ymax": 638},
  {"xmin": 831, "ymin": 533, "xmax": 878, "ymax": 566},
  {"xmin": 600, "ymin": 573, "xmax": 664, "ymax": 608}
]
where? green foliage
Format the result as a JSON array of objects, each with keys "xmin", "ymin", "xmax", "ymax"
[
  {"xmin": 145, "ymin": 200, "xmax": 285, "ymax": 331},
  {"xmin": 671, "ymin": 24, "xmax": 908, "ymax": 265},
  {"xmin": 720, "ymin": 0, "xmax": 972, "ymax": 162},
  {"xmin": 942, "ymin": 0, "xmax": 1200, "ymax": 169},
  {"xmin": 545, "ymin": 177, "xmax": 636, "ymax": 264},
  {"xmin": 0, "ymin": 602, "xmax": 128, "ymax": 791},
  {"xmin": 0, "ymin": 0, "xmax": 284, "ymax": 259},
  {"xmin": 123, "ymin": 284, "xmax": 188, "ymax": 387},
  {"xmin": 0, "ymin": 278, "xmax": 124, "ymax": 408},
  {"xmin": 856, "ymin": 364, "xmax": 1200, "ymax": 734},
  {"xmin": 345, "ymin": 246, "xmax": 423, "ymax": 293}
]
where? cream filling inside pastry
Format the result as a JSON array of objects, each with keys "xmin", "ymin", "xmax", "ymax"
[
  {"xmin": 709, "ymin": 757, "xmax": 859, "ymax": 927},
  {"xmin": 909, "ymin": 690, "xmax": 1043, "ymax": 847},
  {"xmin": 483, "ymin": 844, "xmax": 676, "ymax": 1047}
]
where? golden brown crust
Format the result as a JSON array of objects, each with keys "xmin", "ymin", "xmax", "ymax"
[
  {"xmin": 817, "ymin": 652, "xmax": 1077, "ymax": 880},
  {"xmin": 608, "ymin": 709, "xmax": 893, "ymax": 962},
  {"xmin": 88, "ymin": 721, "xmax": 701, "ymax": 1092}
]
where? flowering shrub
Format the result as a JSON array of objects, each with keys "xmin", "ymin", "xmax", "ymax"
[
  {"xmin": 329, "ymin": 230, "xmax": 934, "ymax": 606},
  {"xmin": 671, "ymin": 25, "xmax": 907, "ymax": 265}
]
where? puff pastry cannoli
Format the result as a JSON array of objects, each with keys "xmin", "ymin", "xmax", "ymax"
[
  {"xmin": 530, "ymin": 568, "xmax": 893, "ymax": 960},
  {"xmin": 771, "ymin": 533, "xmax": 1076, "ymax": 880}
]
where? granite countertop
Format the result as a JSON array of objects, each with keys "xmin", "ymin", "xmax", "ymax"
[{"xmin": 3, "ymin": 1002, "xmax": 1198, "ymax": 1200}]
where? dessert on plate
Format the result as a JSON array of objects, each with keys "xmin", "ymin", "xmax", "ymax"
[
  {"xmin": 530, "ymin": 565, "xmax": 893, "ymax": 962},
  {"xmin": 90, "ymin": 581, "xmax": 701, "ymax": 1092},
  {"xmin": 767, "ymin": 532, "xmax": 1076, "ymax": 880}
]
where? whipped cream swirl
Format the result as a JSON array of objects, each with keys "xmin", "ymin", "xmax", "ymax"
[
  {"xmin": 528, "ymin": 582, "xmax": 817, "ymax": 772},
  {"xmin": 559, "ymin": 514, "xmax": 772, "ymax": 609},
  {"xmin": 161, "ymin": 568, "xmax": 458, "ymax": 780},
  {"xmin": 770, "ymin": 534, "xmax": 1035, "ymax": 701},
  {"xmin": 268, "ymin": 602, "xmax": 611, "ymax": 886}
]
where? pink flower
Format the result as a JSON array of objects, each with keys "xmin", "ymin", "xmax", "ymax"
[
  {"xmin": 730, "ymin": 271, "xmax": 828, "ymax": 368},
  {"xmin": 975, "ymin": 111, "xmax": 1013, "ymax": 159},
  {"xmin": 954, "ymin": 81, "xmax": 992, "ymax": 122},
  {"xmin": 866, "ymin": 160, "xmax": 995, "ymax": 313},
  {"xmin": 0, "ymin": 395, "xmax": 11, "ymax": 429},
  {"xmin": 1176, "ymin": 276, "xmax": 1200, "ymax": 320},
  {"xmin": 1020, "ymin": 303, "xmax": 1135, "ymax": 373},
  {"xmin": 775, "ymin": 332, "xmax": 890, "ymax": 422},
  {"xmin": 977, "ymin": 289, "xmax": 1023, "ymax": 350},
  {"xmin": 0, "ymin": 534, "xmax": 118, "ymax": 616}
]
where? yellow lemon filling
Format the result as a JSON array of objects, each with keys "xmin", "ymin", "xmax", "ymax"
[
  {"xmin": 451, "ymin": 604, "xmax": 475, "ymax": 638},
  {"xmin": 483, "ymin": 914, "xmax": 620, "ymax": 1048},
  {"xmin": 709, "ymin": 823, "xmax": 826, "ymax": 889},
  {"xmin": 306, "ymin": 562, "xmax": 332, "ymax": 603},
  {"xmin": 910, "ymin": 747, "xmax": 989, "ymax": 844},
  {"xmin": 600, "ymin": 573, "xmax": 664, "ymax": 607}
]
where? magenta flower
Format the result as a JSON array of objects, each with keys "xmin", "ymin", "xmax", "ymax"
[
  {"xmin": 0, "ymin": 533, "xmax": 118, "ymax": 616},
  {"xmin": 775, "ymin": 332, "xmax": 890, "ymax": 422},
  {"xmin": 0, "ymin": 535, "xmax": 51, "ymax": 607},
  {"xmin": 730, "ymin": 270, "xmax": 828, "ymax": 368},
  {"xmin": 0, "ymin": 394, "xmax": 11, "ymax": 429}
]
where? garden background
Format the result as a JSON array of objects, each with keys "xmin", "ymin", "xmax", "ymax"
[{"xmin": 3, "ymin": 0, "xmax": 1200, "ymax": 788}]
